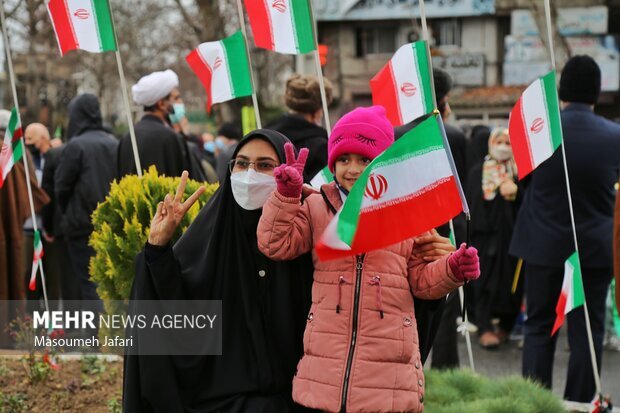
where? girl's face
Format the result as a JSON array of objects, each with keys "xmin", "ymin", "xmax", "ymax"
[{"xmin": 334, "ymin": 153, "xmax": 372, "ymax": 192}]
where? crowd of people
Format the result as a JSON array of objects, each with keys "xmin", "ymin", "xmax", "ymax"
[{"xmin": 1, "ymin": 54, "xmax": 620, "ymax": 412}]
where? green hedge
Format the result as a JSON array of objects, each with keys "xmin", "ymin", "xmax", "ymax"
[{"xmin": 424, "ymin": 369, "xmax": 567, "ymax": 413}]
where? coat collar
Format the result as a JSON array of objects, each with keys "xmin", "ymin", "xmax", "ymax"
[
  {"xmin": 562, "ymin": 102, "xmax": 594, "ymax": 113},
  {"xmin": 320, "ymin": 182, "xmax": 342, "ymax": 212}
]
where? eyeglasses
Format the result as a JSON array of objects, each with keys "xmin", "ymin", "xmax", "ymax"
[{"xmin": 228, "ymin": 158, "xmax": 279, "ymax": 173}]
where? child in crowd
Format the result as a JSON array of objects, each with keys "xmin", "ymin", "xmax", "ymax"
[{"xmin": 258, "ymin": 106, "xmax": 480, "ymax": 412}]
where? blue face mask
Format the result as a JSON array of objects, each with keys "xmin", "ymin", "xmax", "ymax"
[
  {"xmin": 169, "ymin": 103, "xmax": 186, "ymax": 124},
  {"xmin": 204, "ymin": 141, "xmax": 216, "ymax": 154},
  {"xmin": 215, "ymin": 139, "xmax": 226, "ymax": 150}
]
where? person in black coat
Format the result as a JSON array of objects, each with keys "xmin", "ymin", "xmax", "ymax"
[
  {"xmin": 55, "ymin": 94, "xmax": 118, "ymax": 305},
  {"xmin": 118, "ymin": 70, "xmax": 193, "ymax": 179},
  {"xmin": 267, "ymin": 74, "xmax": 332, "ymax": 183},
  {"xmin": 509, "ymin": 55, "xmax": 620, "ymax": 402},
  {"xmin": 466, "ymin": 127, "xmax": 522, "ymax": 349}
]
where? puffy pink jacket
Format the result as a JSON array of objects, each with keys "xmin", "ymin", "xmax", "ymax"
[{"xmin": 257, "ymin": 182, "xmax": 462, "ymax": 412}]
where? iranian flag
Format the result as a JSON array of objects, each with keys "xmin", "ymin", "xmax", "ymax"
[
  {"xmin": 244, "ymin": 0, "xmax": 316, "ymax": 54},
  {"xmin": 509, "ymin": 71, "xmax": 563, "ymax": 179},
  {"xmin": 29, "ymin": 230, "xmax": 44, "ymax": 291},
  {"xmin": 0, "ymin": 108, "xmax": 23, "ymax": 188},
  {"xmin": 310, "ymin": 166, "xmax": 333, "ymax": 188},
  {"xmin": 47, "ymin": 0, "xmax": 117, "ymax": 56},
  {"xmin": 370, "ymin": 41, "xmax": 434, "ymax": 127},
  {"xmin": 315, "ymin": 115, "xmax": 463, "ymax": 261},
  {"xmin": 551, "ymin": 251, "xmax": 585, "ymax": 336},
  {"xmin": 186, "ymin": 31, "xmax": 254, "ymax": 113}
]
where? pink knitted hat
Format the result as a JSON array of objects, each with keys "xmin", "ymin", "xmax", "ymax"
[{"xmin": 327, "ymin": 106, "xmax": 394, "ymax": 172}]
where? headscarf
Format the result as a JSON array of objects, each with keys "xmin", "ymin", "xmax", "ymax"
[{"xmin": 482, "ymin": 127, "xmax": 517, "ymax": 200}]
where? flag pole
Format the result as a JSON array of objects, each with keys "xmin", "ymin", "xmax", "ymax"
[
  {"xmin": 543, "ymin": 0, "xmax": 601, "ymax": 397},
  {"xmin": 235, "ymin": 0, "xmax": 262, "ymax": 129},
  {"xmin": 107, "ymin": 1, "xmax": 142, "ymax": 177},
  {"xmin": 1, "ymin": 0, "xmax": 50, "ymax": 314},
  {"xmin": 307, "ymin": 0, "xmax": 331, "ymax": 134},
  {"xmin": 449, "ymin": 220, "xmax": 475, "ymax": 372}
]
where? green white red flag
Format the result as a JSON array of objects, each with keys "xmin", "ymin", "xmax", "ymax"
[
  {"xmin": 29, "ymin": 230, "xmax": 44, "ymax": 291},
  {"xmin": 244, "ymin": 0, "xmax": 316, "ymax": 55},
  {"xmin": 186, "ymin": 31, "xmax": 254, "ymax": 112},
  {"xmin": 315, "ymin": 115, "xmax": 463, "ymax": 261},
  {"xmin": 551, "ymin": 252, "xmax": 585, "ymax": 336},
  {"xmin": 47, "ymin": 0, "xmax": 117, "ymax": 56},
  {"xmin": 509, "ymin": 71, "xmax": 563, "ymax": 179},
  {"xmin": 370, "ymin": 41, "xmax": 434, "ymax": 126},
  {"xmin": 0, "ymin": 108, "xmax": 23, "ymax": 188},
  {"xmin": 310, "ymin": 165, "xmax": 333, "ymax": 188}
]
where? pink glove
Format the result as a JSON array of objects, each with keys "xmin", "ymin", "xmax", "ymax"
[
  {"xmin": 448, "ymin": 243, "xmax": 480, "ymax": 282},
  {"xmin": 274, "ymin": 143, "xmax": 309, "ymax": 198}
]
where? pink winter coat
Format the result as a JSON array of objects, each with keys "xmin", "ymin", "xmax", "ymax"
[{"xmin": 257, "ymin": 182, "xmax": 463, "ymax": 413}]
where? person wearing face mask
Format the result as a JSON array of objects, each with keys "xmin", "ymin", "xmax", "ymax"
[
  {"xmin": 123, "ymin": 130, "xmax": 318, "ymax": 412},
  {"xmin": 214, "ymin": 122, "xmax": 243, "ymax": 182},
  {"xmin": 118, "ymin": 69, "xmax": 192, "ymax": 179},
  {"xmin": 266, "ymin": 74, "xmax": 332, "ymax": 183},
  {"xmin": 465, "ymin": 127, "xmax": 522, "ymax": 349}
]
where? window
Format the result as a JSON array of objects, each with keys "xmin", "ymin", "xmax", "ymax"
[
  {"xmin": 355, "ymin": 26, "xmax": 397, "ymax": 57},
  {"xmin": 431, "ymin": 18, "xmax": 462, "ymax": 47}
]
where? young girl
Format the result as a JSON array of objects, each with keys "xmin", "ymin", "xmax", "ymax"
[{"xmin": 257, "ymin": 106, "xmax": 480, "ymax": 412}]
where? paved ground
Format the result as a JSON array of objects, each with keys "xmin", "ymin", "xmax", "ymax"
[{"xmin": 427, "ymin": 327, "xmax": 620, "ymax": 401}]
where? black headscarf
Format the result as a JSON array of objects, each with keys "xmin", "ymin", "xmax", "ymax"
[{"xmin": 123, "ymin": 130, "xmax": 315, "ymax": 412}]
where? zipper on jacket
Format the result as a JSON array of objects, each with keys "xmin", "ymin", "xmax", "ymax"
[{"xmin": 340, "ymin": 254, "xmax": 365, "ymax": 413}]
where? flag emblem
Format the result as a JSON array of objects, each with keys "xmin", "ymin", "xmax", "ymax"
[
  {"xmin": 365, "ymin": 174, "xmax": 388, "ymax": 200},
  {"xmin": 213, "ymin": 56, "xmax": 223, "ymax": 70},
  {"xmin": 272, "ymin": 0, "xmax": 287, "ymax": 13},
  {"xmin": 74, "ymin": 8, "xmax": 90, "ymax": 19},
  {"xmin": 400, "ymin": 82, "xmax": 417, "ymax": 97},
  {"xmin": 530, "ymin": 117, "xmax": 544, "ymax": 134}
]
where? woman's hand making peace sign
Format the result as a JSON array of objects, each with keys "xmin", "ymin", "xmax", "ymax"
[{"xmin": 148, "ymin": 171, "xmax": 206, "ymax": 246}]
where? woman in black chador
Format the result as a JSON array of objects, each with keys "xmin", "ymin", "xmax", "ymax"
[
  {"xmin": 122, "ymin": 130, "xmax": 316, "ymax": 412},
  {"xmin": 466, "ymin": 127, "xmax": 524, "ymax": 349}
]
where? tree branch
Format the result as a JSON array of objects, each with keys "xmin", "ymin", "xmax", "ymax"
[{"xmin": 172, "ymin": 0, "xmax": 202, "ymax": 41}]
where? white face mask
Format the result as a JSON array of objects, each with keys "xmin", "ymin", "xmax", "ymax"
[
  {"xmin": 230, "ymin": 169, "xmax": 277, "ymax": 210},
  {"xmin": 490, "ymin": 144, "xmax": 513, "ymax": 161}
]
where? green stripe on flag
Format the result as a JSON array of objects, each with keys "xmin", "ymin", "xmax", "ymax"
[
  {"xmin": 33, "ymin": 229, "xmax": 41, "ymax": 250},
  {"xmin": 92, "ymin": 0, "xmax": 117, "ymax": 51},
  {"xmin": 290, "ymin": 0, "xmax": 316, "ymax": 54},
  {"xmin": 222, "ymin": 31, "xmax": 253, "ymax": 98},
  {"xmin": 541, "ymin": 71, "xmax": 563, "ymax": 151},
  {"xmin": 567, "ymin": 252, "xmax": 585, "ymax": 308},
  {"xmin": 336, "ymin": 114, "xmax": 444, "ymax": 245},
  {"xmin": 7, "ymin": 107, "xmax": 19, "ymax": 135},
  {"xmin": 413, "ymin": 41, "xmax": 433, "ymax": 113}
]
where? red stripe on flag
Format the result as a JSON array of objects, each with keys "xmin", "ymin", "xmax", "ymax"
[
  {"xmin": 371, "ymin": 61, "xmax": 402, "ymax": 126},
  {"xmin": 551, "ymin": 291, "xmax": 567, "ymax": 336},
  {"xmin": 11, "ymin": 127, "xmax": 22, "ymax": 143},
  {"xmin": 509, "ymin": 97, "xmax": 535, "ymax": 179},
  {"xmin": 244, "ymin": 0, "xmax": 274, "ymax": 51},
  {"xmin": 186, "ymin": 49, "xmax": 214, "ymax": 112},
  {"xmin": 48, "ymin": 0, "xmax": 79, "ymax": 56},
  {"xmin": 316, "ymin": 178, "xmax": 462, "ymax": 261}
]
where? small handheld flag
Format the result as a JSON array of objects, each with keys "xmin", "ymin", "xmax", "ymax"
[
  {"xmin": 244, "ymin": 0, "xmax": 316, "ymax": 55},
  {"xmin": 186, "ymin": 31, "xmax": 254, "ymax": 113},
  {"xmin": 370, "ymin": 41, "xmax": 434, "ymax": 127},
  {"xmin": 0, "ymin": 107, "xmax": 23, "ymax": 187},
  {"xmin": 508, "ymin": 71, "xmax": 563, "ymax": 179},
  {"xmin": 47, "ymin": 0, "xmax": 117, "ymax": 56},
  {"xmin": 551, "ymin": 251, "xmax": 585, "ymax": 336},
  {"xmin": 29, "ymin": 230, "xmax": 44, "ymax": 292},
  {"xmin": 315, "ymin": 115, "xmax": 463, "ymax": 261}
]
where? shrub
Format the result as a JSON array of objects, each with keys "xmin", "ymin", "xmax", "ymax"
[
  {"xmin": 90, "ymin": 166, "xmax": 218, "ymax": 302},
  {"xmin": 424, "ymin": 369, "xmax": 567, "ymax": 413}
]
